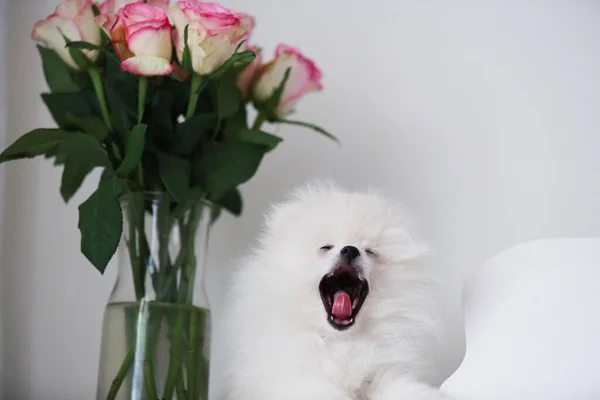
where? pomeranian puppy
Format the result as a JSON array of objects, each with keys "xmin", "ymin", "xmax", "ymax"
[{"xmin": 220, "ymin": 181, "xmax": 452, "ymax": 400}]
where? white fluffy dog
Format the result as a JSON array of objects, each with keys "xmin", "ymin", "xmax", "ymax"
[{"xmin": 220, "ymin": 182, "xmax": 451, "ymax": 400}]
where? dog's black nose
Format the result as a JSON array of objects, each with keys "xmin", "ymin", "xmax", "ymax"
[{"xmin": 340, "ymin": 245, "xmax": 360, "ymax": 261}]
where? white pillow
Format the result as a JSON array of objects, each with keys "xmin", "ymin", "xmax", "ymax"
[{"xmin": 440, "ymin": 238, "xmax": 600, "ymax": 400}]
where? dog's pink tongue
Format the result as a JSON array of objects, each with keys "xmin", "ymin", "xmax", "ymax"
[{"xmin": 332, "ymin": 291, "xmax": 352, "ymax": 319}]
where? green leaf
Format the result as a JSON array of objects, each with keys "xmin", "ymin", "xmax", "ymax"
[
  {"xmin": 105, "ymin": 85, "xmax": 132, "ymax": 134},
  {"xmin": 59, "ymin": 30, "xmax": 89, "ymax": 70},
  {"xmin": 57, "ymin": 134, "xmax": 112, "ymax": 168},
  {"xmin": 218, "ymin": 188, "xmax": 242, "ymax": 216},
  {"xmin": 52, "ymin": 151, "xmax": 67, "ymax": 166},
  {"xmin": 65, "ymin": 40, "xmax": 120, "ymax": 64},
  {"xmin": 182, "ymin": 25, "xmax": 193, "ymax": 74},
  {"xmin": 111, "ymin": 175, "xmax": 130, "ymax": 200},
  {"xmin": 60, "ymin": 157, "xmax": 96, "ymax": 203},
  {"xmin": 65, "ymin": 41, "xmax": 105, "ymax": 52},
  {"xmin": 277, "ymin": 119, "xmax": 340, "ymax": 145},
  {"xmin": 64, "ymin": 114, "xmax": 108, "ymax": 141},
  {"xmin": 194, "ymin": 142, "xmax": 266, "ymax": 196},
  {"xmin": 92, "ymin": 4, "xmax": 100, "ymax": 16},
  {"xmin": 172, "ymin": 114, "xmax": 216, "ymax": 156},
  {"xmin": 42, "ymin": 92, "xmax": 95, "ymax": 127},
  {"xmin": 0, "ymin": 128, "xmax": 73, "ymax": 163},
  {"xmin": 231, "ymin": 129, "xmax": 282, "ymax": 150},
  {"xmin": 172, "ymin": 186, "xmax": 205, "ymax": 218},
  {"xmin": 100, "ymin": 26, "xmax": 113, "ymax": 48},
  {"xmin": 223, "ymin": 105, "xmax": 248, "ymax": 137},
  {"xmin": 104, "ymin": 55, "xmax": 137, "ymax": 133},
  {"xmin": 158, "ymin": 153, "xmax": 191, "ymax": 203},
  {"xmin": 37, "ymin": 45, "xmax": 79, "ymax": 93},
  {"xmin": 215, "ymin": 78, "xmax": 241, "ymax": 119},
  {"xmin": 234, "ymin": 40, "xmax": 247, "ymax": 53},
  {"xmin": 52, "ymin": 131, "xmax": 112, "ymax": 201},
  {"xmin": 210, "ymin": 50, "xmax": 256, "ymax": 79},
  {"xmin": 78, "ymin": 171, "xmax": 123, "ymax": 274},
  {"xmin": 145, "ymin": 89, "xmax": 176, "ymax": 149},
  {"xmin": 115, "ymin": 124, "xmax": 147, "ymax": 176}
]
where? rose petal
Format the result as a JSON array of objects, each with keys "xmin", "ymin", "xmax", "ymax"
[
  {"xmin": 98, "ymin": 0, "xmax": 115, "ymax": 15},
  {"xmin": 74, "ymin": 6, "xmax": 101, "ymax": 49},
  {"xmin": 147, "ymin": 0, "xmax": 169, "ymax": 9},
  {"xmin": 234, "ymin": 12, "xmax": 255, "ymax": 43},
  {"xmin": 192, "ymin": 34, "xmax": 236, "ymax": 75},
  {"xmin": 167, "ymin": 4, "xmax": 190, "ymax": 58},
  {"xmin": 33, "ymin": 17, "xmax": 83, "ymax": 69},
  {"xmin": 253, "ymin": 44, "xmax": 323, "ymax": 118},
  {"xmin": 56, "ymin": 0, "xmax": 92, "ymax": 19},
  {"xmin": 120, "ymin": 56, "xmax": 174, "ymax": 76},
  {"xmin": 126, "ymin": 25, "xmax": 172, "ymax": 60},
  {"xmin": 32, "ymin": 0, "xmax": 101, "ymax": 68},
  {"xmin": 236, "ymin": 46, "xmax": 262, "ymax": 98}
]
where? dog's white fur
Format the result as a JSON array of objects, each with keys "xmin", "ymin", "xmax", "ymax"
[{"xmin": 220, "ymin": 182, "xmax": 451, "ymax": 400}]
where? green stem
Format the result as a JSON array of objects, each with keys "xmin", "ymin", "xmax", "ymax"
[
  {"xmin": 184, "ymin": 204, "xmax": 202, "ymax": 303},
  {"xmin": 143, "ymin": 306, "xmax": 162, "ymax": 400},
  {"xmin": 157, "ymin": 250, "xmax": 186, "ymax": 300},
  {"xmin": 161, "ymin": 309, "xmax": 184, "ymax": 399},
  {"xmin": 143, "ymin": 358, "xmax": 158, "ymax": 400},
  {"xmin": 88, "ymin": 67, "xmax": 113, "ymax": 132},
  {"xmin": 110, "ymin": 143, "xmax": 122, "ymax": 161},
  {"xmin": 135, "ymin": 77, "xmax": 148, "ymax": 190},
  {"xmin": 195, "ymin": 312, "xmax": 210, "ymax": 400},
  {"xmin": 184, "ymin": 205, "xmax": 203, "ymax": 399},
  {"xmin": 137, "ymin": 211, "xmax": 149, "ymax": 297},
  {"xmin": 187, "ymin": 309, "xmax": 198, "ymax": 399},
  {"xmin": 210, "ymin": 117, "xmax": 223, "ymax": 142},
  {"xmin": 126, "ymin": 204, "xmax": 144, "ymax": 300},
  {"xmin": 185, "ymin": 73, "xmax": 203, "ymax": 119},
  {"xmin": 106, "ymin": 346, "xmax": 135, "ymax": 400},
  {"xmin": 138, "ymin": 76, "xmax": 148, "ymax": 125},
  {"xmin": 156, "ymin": 204, "xmax": 174, "ymax": 302},
  {"xmin": 251, "ymin": 111, "xmax": 266, "ymax": 130},
  {"xmin": 137, "ymin": 166, "xmax": 145, "ymax": 190},
  {"xmin": 126, "ymin": 238, "xmax": 144, "ymax": 300},
  {"xmin": 162, "ymin": 203, "xmax": 203, "ymax": 398},
  {"xmin": 175, "ymin": 370, "xmax": 187, "ymax": 399}
]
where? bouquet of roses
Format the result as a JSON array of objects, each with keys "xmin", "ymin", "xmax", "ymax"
[
  {"xmin": 0, "ymin": 1, "xmax": 334, "ymax": 398},
  {"xmin": 0, "ymin": 0, "xmax": 333, "ymax": 274}
]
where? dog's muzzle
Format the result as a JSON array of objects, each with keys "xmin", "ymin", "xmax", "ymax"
[{"xmin": 319, "ymin": 252, "xmax": 369, "ymax": 330}]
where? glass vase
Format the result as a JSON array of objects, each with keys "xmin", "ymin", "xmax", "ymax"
[{"xmin": 96, "ymin": 192, "xmax": 212, "ymax": 400}]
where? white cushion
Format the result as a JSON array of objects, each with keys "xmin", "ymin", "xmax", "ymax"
[{"xmin": 440, "ymin": 238, "xmax": 600, "ymax": 400}]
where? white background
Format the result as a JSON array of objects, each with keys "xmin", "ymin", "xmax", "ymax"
[
  {"xmin": 1, "ymin": 1, "xmax": 600, "ymax": 399},
  {"xmin": 0, "ymin": 0, "xmax": 6, "ymax": 397}
]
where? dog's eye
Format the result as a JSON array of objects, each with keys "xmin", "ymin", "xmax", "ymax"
[
  {"xmin": 320, "ymin": 245, "xmax": 333, "ymax": 251},
  {"xmin": 365, "ymin": 249, "xmax": 379, "ymax": 257}
]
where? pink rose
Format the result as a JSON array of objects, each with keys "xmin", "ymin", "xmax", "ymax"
[
  {"xmin": 175, "ymin": 1, "xmax": 242, "ymax": 35},
  {"xmin": 31, "ymin": 0, "xmax": 101, "ymax": 69},
  {"xmin": 96, "ymin": 0, "xmax": 169, "ymax": 32},
  {"xmin": 253, "ymin": 44, "xmax": 323, "ymax": 118},
  {"xmin": 99, "ymin": 0, "xmax": 168, "ymax": 14},
  {"xmin": 236, "ymin": 46, "xmax": 262, "ymax": 98},
  {"xmin": 110, "ymin": 3, "xmax": 174, "ymax": 76},
  {"xmin": 168, "ymin": 0, "xmax": 250, "ymax": 75},
  {"xmin": 236, "ymin": 13, "xmax": 255, "ymax": 45}
]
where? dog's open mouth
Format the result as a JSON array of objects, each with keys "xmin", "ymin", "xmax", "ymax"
[{"xmin": 319, "ymin": 266, "xmax": 369, "ymax": 330}]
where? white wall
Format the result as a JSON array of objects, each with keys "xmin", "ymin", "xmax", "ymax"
[
  {"xmin": 0, "ymin": 0, "xmax": 6, "ymax": 395},
  {"xmin": 2, "ymin": 1, "xmax": 600, "ymax": 399}
]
